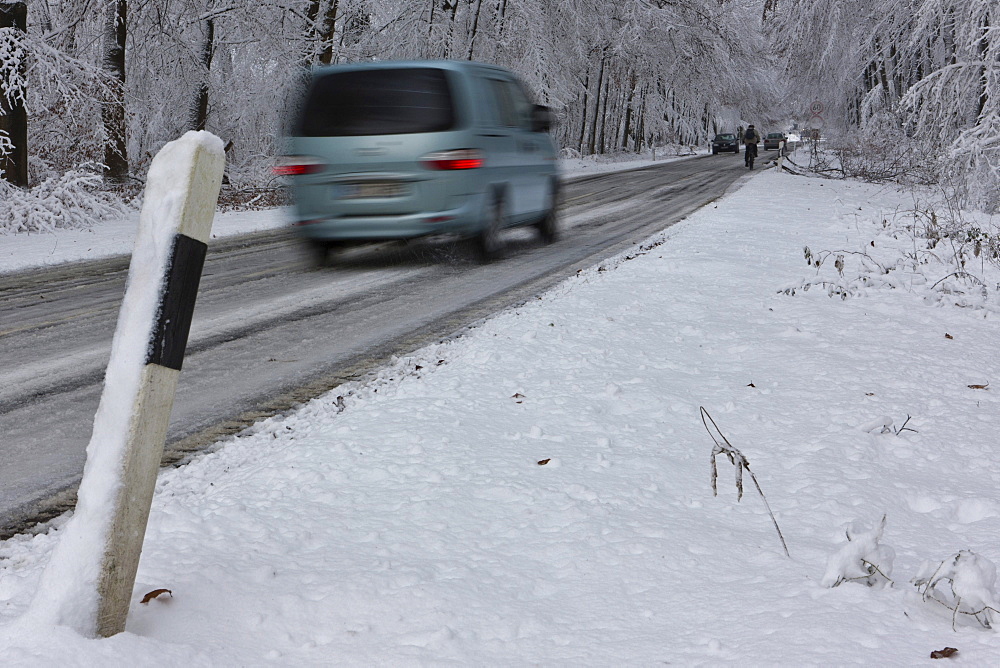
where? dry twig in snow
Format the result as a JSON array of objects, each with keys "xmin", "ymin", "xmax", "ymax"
[{"xmin": 702, "ymin": 407, "xmax": 790, "ymax": 557}]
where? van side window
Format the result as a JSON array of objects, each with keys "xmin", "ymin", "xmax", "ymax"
[
  {"xmin": 487, "ymin": 78, "xmax": 530, "ymax": 130},
  {"xmin": 475, "ymin": 77, "xmax": 500, "ymax": 127}
]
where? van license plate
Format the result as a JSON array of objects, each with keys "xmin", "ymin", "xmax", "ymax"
[{"xmin": 339, "ymin": 182, "xmax": 408, "ymax": 199}]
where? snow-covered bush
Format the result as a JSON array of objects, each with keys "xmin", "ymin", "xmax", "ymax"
[
  {"xmin": 0, "ymin": 164, "xmax": 131, "ymax": 234},
  {"xmin": 781, "ymin": 205, "xmax": 1000, "ymax": 314},
  {"xmin": 834, "ymin": 115, "xmax": 938, "ymax": 187},
  {"xmin": 822, "ymin": 516, "xmax": 895, "ymax": 588},
  {"xmin": 913, "ymin": 551, "xmax": 1000, "ymax": 630}
]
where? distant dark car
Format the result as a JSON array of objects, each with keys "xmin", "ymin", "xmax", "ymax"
[
  {"xmin": 711, "ymin": 133, "xmax": 739, "ymax": 154},
  {"xmin": 763, "ymin": 132, "xmax": 787, "ymax": 150}
]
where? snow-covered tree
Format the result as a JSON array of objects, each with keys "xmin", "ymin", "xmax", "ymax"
[
  {"xmin": 769, "ymin": 0, "xmax": 1000, "ymax": 211},
  {"xmin": 5, "ymin": 0, "xmax": 780, "ymax": 201}
]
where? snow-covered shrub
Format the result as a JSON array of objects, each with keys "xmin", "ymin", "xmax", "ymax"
[
  {"xmin": 822, "ymin": 515, "xmax": 895, "ymax": 588},
  {"xmin": 782, "ymin": 205, "xmax": 1000, "ymax": 314},
  {"xmin": 913, "ymin": 550, "xmax": 1000, "ymax": 630},
  {"xmin": 834, "ymin": 118, "xmax": 938, "ymax": 187},
  {"xmin": 0, "ymin": 164, "xmax": 131, "ymax": 234}
]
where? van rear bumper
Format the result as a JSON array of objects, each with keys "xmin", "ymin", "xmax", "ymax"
[{"xmin": 291, "ymin": 193, "xmax": 485, "ymax": 242}]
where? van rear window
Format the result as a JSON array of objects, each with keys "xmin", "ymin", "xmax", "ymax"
[{"xmin": 299, "ymin": 68, "xmax": 456, "ymax": 137}]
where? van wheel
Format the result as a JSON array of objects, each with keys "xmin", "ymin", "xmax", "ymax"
[
  {"xmin": 536, "ymin": 182, "xmax": 559, "ymax": 244},
  {"xmin": 474, "ymin": 195, "xmax": 505, "ymax": 263},
  {"xmin": 307, "ymin": 241, "xmax": 344, "ymax": 268},
  {"xmin": 306, "ymin": 241, "xmax": 331, "ymax": 268},
  {"xmin": 537, "ymin": 209, "xmax": 558, "ymax": 244}
]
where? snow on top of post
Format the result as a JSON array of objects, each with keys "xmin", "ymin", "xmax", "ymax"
[{"xmin": 142, "ymin": 130, "xmax": 225, "ymax": 244}]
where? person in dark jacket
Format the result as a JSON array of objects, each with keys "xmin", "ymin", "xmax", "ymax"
[{"xmin": 743, "ymin": 124, "xmax": 761, "ymax": 168}]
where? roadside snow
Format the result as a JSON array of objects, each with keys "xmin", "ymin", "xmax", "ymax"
[{"xmin": 3, "ymin": 164, "xmax": 1000, "ymax": 664}]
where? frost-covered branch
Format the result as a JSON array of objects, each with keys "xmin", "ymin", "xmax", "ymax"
[{"xmin": 0, "ymin": 26, "xmax": 27, "ymax": 107}]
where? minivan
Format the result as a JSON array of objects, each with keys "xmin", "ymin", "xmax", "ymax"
[{"xmin": 277, "ymin": 60, "xmax": 559, "ymax": 264}]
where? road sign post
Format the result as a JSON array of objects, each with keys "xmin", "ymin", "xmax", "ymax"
[{"xmin": 27, "ymin": 131, "xmax": 225, "ymax": 637}]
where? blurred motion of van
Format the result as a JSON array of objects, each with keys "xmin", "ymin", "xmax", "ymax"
[{"xmin": 277, "ymin": 60, "xmax": 559, "ymax": 265}]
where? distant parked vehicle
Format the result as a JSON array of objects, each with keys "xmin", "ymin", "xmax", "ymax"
[
  {"xmin": 763, "ymin": 132, "xmax": 787, "ymax": 150},
  {"xmin": 711, "ymin": 133, "xmax": 739, "ymax": 154},
  {"xmin": 277, "ymin": 60, "xmax": 559, "ymax": 265}
]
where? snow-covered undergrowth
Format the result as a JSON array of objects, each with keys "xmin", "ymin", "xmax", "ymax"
[
  {"xmin": 781, "ymin": 197, "xmax": 1000, "ymax": 315},
  {"xmin": 914, "ymin": 550, "xmax": 1000, "ymax": 630},
  {"xmin": 822, "ymin": 515, "xmax": 896, "ymax": 588},
  {"xmin": 0, "ymin": 166, "xmax": 132, "ymax": 234}
]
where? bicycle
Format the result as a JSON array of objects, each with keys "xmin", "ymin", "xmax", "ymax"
[{"xmin": 744, "ymin": 142, "xmax": 757, "ymax": 170}]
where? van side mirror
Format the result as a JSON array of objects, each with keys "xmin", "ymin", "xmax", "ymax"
[{"xmin": 530, "ymin": 105, "xmax": 553, "ymax": 133}]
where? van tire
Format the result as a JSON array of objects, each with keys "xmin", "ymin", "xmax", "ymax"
[
  {"xmin": 474, "ymin": 193, "xmax": 505, "ymax": 263},
  {"xmin": 307, "ymin": 241, "xmax": 331, "ymax": 268},
  {"xmin": 536, "ymin": 181, "xmax": 559, "ymax": 244}
]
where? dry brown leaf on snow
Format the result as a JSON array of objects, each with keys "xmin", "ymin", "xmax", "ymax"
[
  {"xmin": 930, "ymin": 647, "xmax": 958, "ymax": 659},
  {"xmin": 537, "ymin": 459, "xmax": 550, "ymax": 466},
  {"xmin": 140, "ymin": 589, "xmax": 173, "ymax": 604},
  {"xmin": 968, "ymin": 383, "xmax": 989, "ymax": 390}
]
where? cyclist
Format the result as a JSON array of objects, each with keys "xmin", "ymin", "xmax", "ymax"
[{"xmin": 743, "ymin": 124, "xmax": 761, "ymax": 169}]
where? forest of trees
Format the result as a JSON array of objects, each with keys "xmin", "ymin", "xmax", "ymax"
[
  {"xmin": 0, "ymin": 0, "xmax": 997, "ymax": 213},
  {"xmin": 771, "ymin": 0, "xmax": 999, "ymax": 211}
]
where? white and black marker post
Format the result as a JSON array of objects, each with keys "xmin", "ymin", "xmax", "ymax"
[{"xmin": 27, "ymin": 131, "xmax": 225, "ymax": 638}]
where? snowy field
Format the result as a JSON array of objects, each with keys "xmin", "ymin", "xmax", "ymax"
[{"xmin": 3, "ymin": 159, "xmax": 1000, "ymax": 665}]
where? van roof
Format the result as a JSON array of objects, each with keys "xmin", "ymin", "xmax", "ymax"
[{"xmin": 310, "ymin": 59, "xmax": 509, "ymax": 77}]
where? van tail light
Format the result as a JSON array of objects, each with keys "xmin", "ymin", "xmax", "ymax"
[
  {"xmin": 420, "ymin": 149, "xmax": 483, "ymax": 170},
  {"xmin": 273, "ymin": 155, "xmax": 325, "ymax": 176}
]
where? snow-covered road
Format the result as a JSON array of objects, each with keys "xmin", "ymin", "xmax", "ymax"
[{"xmin": 0, "ymin": 154, "xmax": 751, "ymax": 536}]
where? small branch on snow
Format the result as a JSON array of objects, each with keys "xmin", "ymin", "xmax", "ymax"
[{"xmin": 702, "ymin": 407, "xmax": 789, "ymax": 558}]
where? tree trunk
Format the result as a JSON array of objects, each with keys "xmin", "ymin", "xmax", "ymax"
[
  {"xmin": 189, "ymin": 18, "xmax": 214, "ymax": 132},
  {"xmin": 490, "ymin": 0, "xmax": 507, "ymax": 60},
  {"xmin": 587, "ymin": 54, "xmax": 605, "ymax": 155},
  {"xmin": 577, "ymin": 70, "xmax": 590, "ymax": 153},
  {"xmin": 443, "ymin": 0, "xmax": 459, "ymax": 59},
  {"xmin": 635, "ymin": 86, "xmax": 646, "ymax": 152},
  {"xmin": 0, "ymin": 1, "xmax": 27, "ymax": 187},
  {"xmin": 318, "ymin": 0, "xmax": 340, "ymax": 65},
  {"xmin": 597, "ymin": 73, "xmax": 611, "ymax": 154},
  {"xmin": 466, "ymin": 0, "xmax": 484, "ymax": 60},
  {"xmin": 621, "ymin": 72, "xmax": 636, "ymax": 151},
  {"xmin": 102, "ymin": 0, "xmax": 128, "ymax": 183}
]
